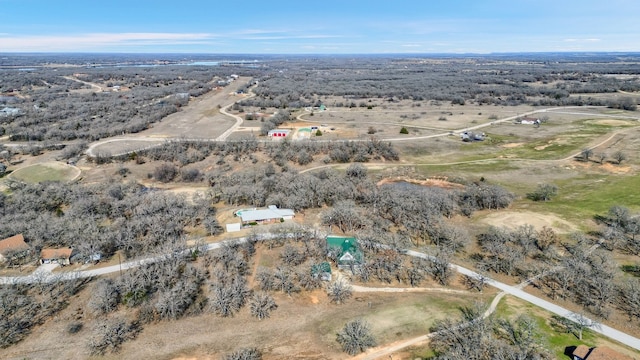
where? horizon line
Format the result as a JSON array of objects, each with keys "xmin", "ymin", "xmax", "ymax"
[{"xmin": 2, "ymin": 51, "xmax": 640, "ymax": 56}]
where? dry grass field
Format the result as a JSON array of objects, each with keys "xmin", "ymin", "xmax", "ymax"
[
  {"xmin": 0, "ymin": 273, "xmax": 487, "ymax": 360},
  {"xmin": 7, "ymin": 161, "xmax": 81, "ymax": 183}
]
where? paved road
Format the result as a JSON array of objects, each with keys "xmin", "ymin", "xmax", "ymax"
[
  {"xmin": 2, "ymin": 234, "xmax": 639, "ymax": 351},
  {"xmin": 406, "ymin": 249, "xmax": 640, "ymax": 351},
  {"xmin": 82, "ymin": 104, "xmax": 636, "ymax": 159},
  {"xmin": 217, "ymin": 89, "xmax": 255, "ymax": 141}
]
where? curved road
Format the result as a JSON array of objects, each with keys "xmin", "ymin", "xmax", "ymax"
[
  {"xmin": 85, "ymin": 86, "xmax": 256, "ymax": 157},
  {"xmin": 1, "ymin": 234, "xmax": 639, "ymax": 352},
  {"xmin": 84, "ymin": 105, "xmax": 638, "ymax": 161}
]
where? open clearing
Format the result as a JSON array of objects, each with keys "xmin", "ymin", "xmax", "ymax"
[
  {"xmin": 87, "ymin": 77, "xmax": 251, "ymax": 156},
  {"xmin": 0, "ymin": 289, "xmax": 486, "ymax": 360},
  {"xmin": 8, "ymin": 162, "xmax": 81, "ymax": 183},
  {"xmin": 140, "ymin": 78, "xmax": 248, "ymax": 139},
  {"xmin": 478, "ymin": 210, "xmax": 578, "ymax": 233}
]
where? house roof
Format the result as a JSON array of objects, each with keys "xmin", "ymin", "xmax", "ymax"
[
  {"xmin": 326, "ymin": 236, "xmax": 358, "ymax": 252},
  {"xmin": 0, "ymin": 234, "xmax": 30, "ymax": 256},
  {"xmin": 573, "ymin": 346, "xmax": 635, "ymax": 360},
  {"xmin": 267, "ymin": 129, "xmax": 290, "ymax": 135},
  {"xmin": 573, "ymin": 345, "xmax": 591, "ymax": 359},
  {"xmin": 586, "ymin": 347, "xmax": 634, "ymax": 360},
  {"xmin": 311, "ymin": 262, "xmax": 331, "ymax": 275},
  {"xmin": 40, "ymin": 247, "xmax": 73, "ymax": 260},
  {"xmin": 326, "ymin": 236, "xmax": 364, "ymax": 265},
  {"xmin": 239, "ymin": 207, "xmax": 295, "ymax": 222}
]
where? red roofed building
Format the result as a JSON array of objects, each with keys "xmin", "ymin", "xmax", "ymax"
[
  {"xmin": 573, "ymin": 345, "xmax": 636, "ymax": 360},
  {"xmin": 0, "ymin": 234, "xmax": 31, "ymax": 263},
  {"xmin": 40, "ymin": 248, "xmax": 74, "ymax": 265}
]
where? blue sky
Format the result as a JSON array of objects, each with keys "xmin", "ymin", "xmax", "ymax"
[{"xmin": 1, "ymin": 0, "xmax": 639, "ymax": 53}]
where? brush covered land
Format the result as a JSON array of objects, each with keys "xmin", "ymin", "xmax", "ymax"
[{"xmin": 1, "ymin": 53, "xmax": 640, "ymax": 359}]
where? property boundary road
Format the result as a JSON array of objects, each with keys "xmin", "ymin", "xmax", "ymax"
[{"xmin": 1, "ymin": 234, "xmax": 639, "ymax": 352}]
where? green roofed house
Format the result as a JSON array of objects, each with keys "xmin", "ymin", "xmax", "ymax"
[{"xmin": 326, "ymin": 235, "xmax": 364, "ymax": 269}]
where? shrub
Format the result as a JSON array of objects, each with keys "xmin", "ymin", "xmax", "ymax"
[
  {"xmin": 88, "ymin": 318, "xmax": 140, "ymax": 355},
  {"xmin": 153, "ymin": 163, "xmax": 178, "ymax": 183},
  {"xmin": 224, "ymin": 347, "xmax": 262, "ymax": 360},
  {"xmin": 527, "ymin": 183, "xmax": 558, "ymax": 201},
  {"xmin": 399, "ymin": 127, "xmax": 409, "ymax": 134}
]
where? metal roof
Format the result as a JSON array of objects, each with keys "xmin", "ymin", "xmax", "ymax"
[{"xmin": 240, "ymin": 207, "xmax": 294, "ymax": 222}]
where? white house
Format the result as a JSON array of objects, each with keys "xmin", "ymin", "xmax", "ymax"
[
  {"xmin": 267, "ymin": 129, "xmax": 290, "ymax": 138},
  {"xmin": 238, "ymin": 205, "xmax": 295, "ymax": 225}
]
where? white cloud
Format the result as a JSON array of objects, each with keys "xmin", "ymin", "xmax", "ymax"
[
  {"xmin": 0, "ymin": 33, "xmax": 217, "ymax": 51},
  {"xmin": 563, "ymin": 38, "xmax": 601, "ymax": 42},
  {"xmin": 238, "ymin": 34, "xmax": 342, "ymax": 41}
]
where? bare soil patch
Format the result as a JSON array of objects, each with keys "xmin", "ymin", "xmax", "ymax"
[
  {"xmin": 601, "ymin": 162, "xmax": 632, "ymax": 174},
  {"xmin": 479, "ymin": 210, "xmax": 577, "ymax": 233},
  {"xmin": 377, "ymin": 177, "xmax": 465, "ymax": 190},
  {"xmin": 502, "ymin": 142, "xmax": 524, "ymax": 148}
]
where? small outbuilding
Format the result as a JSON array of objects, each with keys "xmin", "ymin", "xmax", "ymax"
[
  {"xmin": 267, "ymin": 129, "xmax": 290, "ymax": 138},
  {"xmin": 519, "ymin": 116, "xmax": 541, "ymax": 125},
  {"xmin": 460, "ymin": 131, "xmax": 485, "ymax": 142},
  {"xmin": 311, "ymin": 262, "xmax": 332, "ymax": 281},
  {"xmin": 0, "ymin": 234, "xmax": 31, "ymax": 263},
  {"xmin": 40, "ymin": 247, "xmax": 74, "ymax": 265},
  {"xmin": 226, "ymin": 223, "xmax": 242, "ymax": 232}
]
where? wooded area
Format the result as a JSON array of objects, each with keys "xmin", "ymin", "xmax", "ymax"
[{"xmin": 1, "ymin": 53, "xmax": 640, "ymax": 359}]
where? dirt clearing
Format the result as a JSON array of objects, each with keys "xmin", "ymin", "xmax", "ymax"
[{"xmin": 479, "ymin": 210, "xmax": 577, "ymax": 233}]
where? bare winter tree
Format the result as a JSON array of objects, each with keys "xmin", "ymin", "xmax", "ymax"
[
  {"xmin": 327, "ymin": 278, "xmax": 353, "ymax": 304},
  {"xmin": 249, "ymin": 292, "xmax": 278, "ymax": 320},
  {"xmin": 88, "ymin": 279, "xmax": 120, "ymax": 315},
  {"xmin": 336, "ymin": 319, "xmax": 376, "ymax": 355},
  {"xmin": 87, "ymin": 317, "xmax": 140, "ymax": 355},
  {"xmin": 581, "ymin": 148, "xmax": 594, "ymax": 162},
  {"xmin": 612, "ymin": 150, "xmax": 627, "ymax": 165},
  {"xmin": 618, "ymin": 279, "xmax": 640, "ymax": 322}
]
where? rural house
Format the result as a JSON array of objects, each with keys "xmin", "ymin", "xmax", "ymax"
[
  {"xmin": 267, "ymin": 129, "xmax": 290, "ymax": 138},
  {"xmin": 40, "ymin": 247, "xmax": 74, "ymax": 265},
  {"xmin": 519, "ymin": 116, "xmax": 541, "ymax": 125},
  {"xmin": 0, "ymin": 234, "xmax": 31, "ymax": 263},
  {"xmin": 237, "ymin": 205, "xmax": 295, "ymax": 225},
  {"xmin": 572, "ymin": 345, "xmax": 634, "ymax": 360},
  {"xmin": 326, "ymin": 236, "xmax": 364, "ymax": 269}
]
